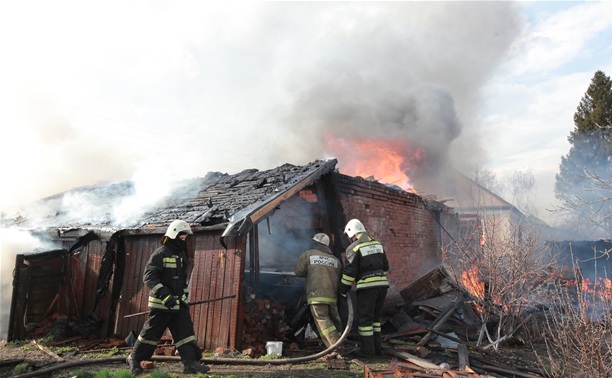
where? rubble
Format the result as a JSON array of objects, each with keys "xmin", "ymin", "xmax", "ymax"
[
  {"xmin": 8, "ymin": 264, "xmax": 550, "ymax": 378},
  {"xmin": 365, "ymin": 266, "xmax": 546, "ymax": 377},
  {"xmin": 242, "ymin": 296, "xmax": 293, "ymax": 356}
]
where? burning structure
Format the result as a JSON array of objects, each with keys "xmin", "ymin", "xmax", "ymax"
[{"xmin": 3, "ymin": 158, "xmax": 463, "ymax": 352}]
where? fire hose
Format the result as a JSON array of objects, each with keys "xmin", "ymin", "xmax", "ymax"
[
  {"xmin": 12, "ymin": 296, "xmax": 354, "ymax": 377},
  {"xmin": 123, "ymin": 294, "xmax": 237, "ymax": 318}
]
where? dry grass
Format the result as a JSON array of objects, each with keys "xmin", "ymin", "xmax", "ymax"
[{"xmin": 530, "ymin": 266, "xmax": 612, "ymax": 377}]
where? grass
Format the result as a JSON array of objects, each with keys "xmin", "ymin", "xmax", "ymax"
[
  {"xmin": 68, "ymin": 368, "xmax": 169, "ymax": 378},
  {"xmin": 12, "ymin": 363, "xmax": 31, "ymax": 375},
  {"xmin": 258, "ymin": 353, "xmax": 284, "ymax": 360}
]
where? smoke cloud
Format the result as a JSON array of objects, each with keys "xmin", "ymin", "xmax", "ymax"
[
  {"xmin": 263, "ymin": 2, "xmax": 522, "ymax": 191},
  {"xmin": 0, "ymin": 2, "xmax": 525, "ymax": 338},
  {"xmin": 0, "ymin": 1, "xmax": 522, "ymax": 212},
  {"xmin": 0, "ymin": 229, "xmax": 61, "ymax": 339}
]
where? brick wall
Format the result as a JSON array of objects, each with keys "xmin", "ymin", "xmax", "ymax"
[{"xmin": 331, "ymin": 172, "xmax": 459, "ymax": 307}]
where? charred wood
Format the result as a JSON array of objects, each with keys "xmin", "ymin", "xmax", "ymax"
[
  {"xmin": 417, "ymin": 301, "xmax": 463, "ymax": 347},
  {"xmin": 470, "ymin": 360, "xmax": 543, "ymax": 378},
  {"xmin": 457, "ymin": 343, "xmax": 469, "ymax": 371}
]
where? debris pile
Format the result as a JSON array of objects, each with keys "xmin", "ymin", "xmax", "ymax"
[
  {"xmin": 25, "ymin": 312, "xmax": 102, "ymax": 342},
  {"xmin": 370, "ymin": 266, "xmax": 544, "ymax": 378},
  {"xmin": 242, "ymin": 296, "xmax": 293, "ymax": 355}
]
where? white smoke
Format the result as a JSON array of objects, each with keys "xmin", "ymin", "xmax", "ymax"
[
  {"xmin": 0, "ymin": 229, "xmax": 61, "ymax": 340},
  {"xmin": 0, "ymin": 1, "xmax": 523, "ymax": 212}
]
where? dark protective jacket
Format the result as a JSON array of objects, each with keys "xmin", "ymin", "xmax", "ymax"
[
  {"xmin": 144, "ymin": 238, "xmax": 190, "ymax": 311},
  {"xmin": 340, "ymin": 232, "xmax": 389, "ymax": 293},
  {"xmin": 294, "ymin": 242, "xmax": 342, "ymax": 305}
]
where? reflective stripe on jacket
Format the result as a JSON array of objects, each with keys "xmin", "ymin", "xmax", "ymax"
[
  {"xmin": 341, "ymin": 233, "xmax": 389, "ymax": 291},
  {"xmin": 144, "ymin": 240, "xmax": 190, "ymax": 312},
  {"xmin": 294, "ymin": 244, "xmax": 342, "ymax": 304}
]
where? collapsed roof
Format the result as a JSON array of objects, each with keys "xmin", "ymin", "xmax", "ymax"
[{"xmin": 2, "ymin": 159, "xmax": 339, "ymax": 240}]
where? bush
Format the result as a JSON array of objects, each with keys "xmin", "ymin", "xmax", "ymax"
[{"xmin": 532, "ymin": 264, "xmax": 612, "ymax": 377}]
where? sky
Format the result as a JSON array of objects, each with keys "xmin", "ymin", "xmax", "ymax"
[{"xmin": 1, "ymin": 1, "xmax": 612, "ymax": 226}]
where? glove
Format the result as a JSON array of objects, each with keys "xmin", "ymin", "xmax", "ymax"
[
  {"xmin": 156, "ymin": 286, "xmax": 172, "ymax": 300},
  {"xmin": 180, "ymin": 292, "xmax": 189, "ymax": 307},
  {"xmin": 339, "ymin": 283, "xmax": 350, "ymax": 297},
  {"xmin": 162, "ymin": 295, "xmax": 178, "ymax": 309}
]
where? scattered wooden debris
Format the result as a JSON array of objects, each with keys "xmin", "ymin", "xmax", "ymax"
[
  {"xmin": 417, "ymin": 300, "xmax": 464, "ymax": 347},
  {"xmin": 387, "ymin": 342, "xmax": 430, "ymax": 359},
  {"xmin": 376, "ymin": 265, "xmax": 545, "ymax": 377},
  {"xmin": 46, "ymin": 336, "xmax": 81, "ymax": 346},
  {"xmin": 30, "ymin": 340, "xmax": 64, "ymax": 362},
  {"xmin": 0, "ymin": 359, "xmax": 25, "ymax": 368},
  {"xmin": 364, "ymin": 358, "xmax": 482, "ymax": 378},
  {"xmin": 385, "ymin": 349, "xmax": 446, "ymax": 372},
  {"xmin": 399, "ymin": 266, "xmax": 458, "ymax": 304},
  {"xmin": 470, "ymin": 360, "xmax": 542, "ymax": 378},
  {"xmin": 457, "ymin": 344, "xmax": 469, "ymax": 371}
]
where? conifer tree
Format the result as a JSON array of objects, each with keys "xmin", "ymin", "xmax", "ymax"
[{"xmin": 554, "ymin": 70, "xmax": 612, "ymax": 238}]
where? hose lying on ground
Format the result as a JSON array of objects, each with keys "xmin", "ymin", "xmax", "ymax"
[{"xmin": 12, "ymin": 296, "xmax": 354, "ymax": 377}]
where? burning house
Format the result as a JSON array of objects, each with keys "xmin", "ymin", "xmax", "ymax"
[{"xmin": 4, "ymin": 158, "xmax": 463, "ymax": 352}]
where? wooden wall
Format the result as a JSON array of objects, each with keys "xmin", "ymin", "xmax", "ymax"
[{"xmin": 113, "ymin": 231, "xmax": 244, "ymax": 351}]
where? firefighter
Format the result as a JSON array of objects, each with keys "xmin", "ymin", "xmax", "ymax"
[
  {"xmin": 127, "ymin": 220, "xmax": 210, "ymax": 375},
  {"xmin": 339, "ymin": 219, "xmax": 389, "ymax": 358},
  {"xmin": 294, "ymin": 232, "xmax": 343, "ymax": 350}
]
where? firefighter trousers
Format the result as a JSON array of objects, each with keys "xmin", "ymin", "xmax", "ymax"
[
  {"xmin": 310, "ymin": 303, "xmax": 343, "ymax": 348},
  {"xmin": 356, "ymin": 287, "xmax": 388, "ymax": 356},
  {"xmin": 131, "ymin": 307, "xmax": 201, "ymax": 366}
]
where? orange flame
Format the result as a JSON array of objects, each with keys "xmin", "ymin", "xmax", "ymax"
[
  {"xmin": 327, "ymin": 136, "xmax": 425, "ymax": 192},
  {"xmin": 602, "ymin": 278, "xmax": 612, "ymax": 301},
  {"xmin": 555, "ymin": 271, "xmax": 612, "ymax": 301},
  {"xmin": 461, "ymin": 266, "xmax": 485, "ymax": 300}
]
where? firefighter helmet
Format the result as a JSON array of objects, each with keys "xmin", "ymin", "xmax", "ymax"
[
  {"xmin": 165, "ymin": 220, "xmax": 193, "ymax": 239},
  {"xmin": 344, "ymin": 219, "xmax": 366, "ymax": 238},
  {"xmin": 312, "ymin": 233, "xmax": 330, "ymax": 246}
]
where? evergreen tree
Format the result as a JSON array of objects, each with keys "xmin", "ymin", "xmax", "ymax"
[{"xmin": 554, "ymin": 70, "xmax": 612, "ymax": 238}]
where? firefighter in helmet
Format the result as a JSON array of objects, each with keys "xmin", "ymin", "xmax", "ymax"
[
  {"xmin": 339, "ymin": 219, "xmax": 389, "ymax": 358},
  {"xmin": 294, "ymin": 232, "xmax": 343, "ymax": 350},
  {"xmin": 127, "ymin": 220, "xmax": 210, "ymax": 375}
]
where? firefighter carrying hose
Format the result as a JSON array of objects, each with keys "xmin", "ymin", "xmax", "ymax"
[
  {"xmin": 339, "ymin": 219, "xmax": 389, "ymax": 358},
  {"xmin": 294, "ymin": 233, "xmax": 343, "ymax": 351},
  {"xmin": 127, "ymin": 220, "xmax": 210, "ymax": 375}
]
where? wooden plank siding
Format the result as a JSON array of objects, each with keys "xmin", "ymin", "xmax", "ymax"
[
  {"xmin": 190, "ymin": 232, "xmax": 244, "ymax": 350},
  {"xmin": 67, "ymin": 249, "xmax": 85, "ymax": 318},
  {"xmin": 27, "ymin": 258, "xmax": 62, "ymax": 320},
  {"xmin": 9, "ymin": 251, "xmax": 64, "ymax": 341},
  {"xmin": 114, "ymin": 234, "xmax": 160, "ymax": 337},
  {"xmin": 112, "ymin": 232, "xmax": 244, "ymax": 351},
  {"xmin": 77, "ymin": 240, "xmax": 115, "ymax": 336}
]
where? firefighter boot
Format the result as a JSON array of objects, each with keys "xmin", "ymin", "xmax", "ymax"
[
  {"xmin": 353, "ymin": 335, "xmax": 375, "ymax": 358},
  {"xmin": 183, "ymin": 361, "xmax": 210, "ymax": 374},
  {"xmin": 374, "ymin": 332, "xmax": 384, "ymax": 356},
  {"xmin": 126, "ymin": 354, "xmax": 143, "ymax": 376}
]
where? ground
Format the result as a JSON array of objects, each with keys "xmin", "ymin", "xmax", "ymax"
[{"xmin": 0, "ymin": 339, "xmax": 547, "ymax": 378}]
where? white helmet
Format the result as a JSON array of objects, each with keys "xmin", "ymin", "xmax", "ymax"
[
  {"xmin": 165, "ymin": 220, "xmax": 193, "ymax": 239},
  {"xmin": 344, "ymin": 219, "xmax": 366, "ymax": 238},
  {"xmin": 312, "ymin": 233, "xmax": 330, "ymax": 247}
]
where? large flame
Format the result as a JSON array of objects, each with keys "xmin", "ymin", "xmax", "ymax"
[{"xmin": 327, "ymin": 136, "xmax": 425, "ymax": 192}]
